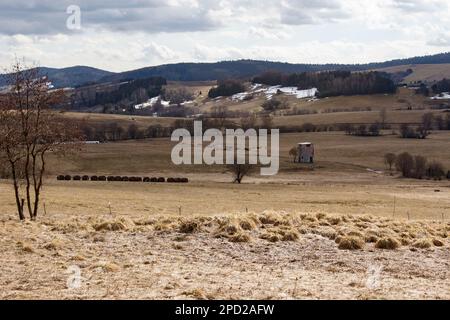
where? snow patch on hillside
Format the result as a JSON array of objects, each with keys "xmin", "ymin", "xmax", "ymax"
[
  {"xmin": 230, "ymin": 84, "xmax": 318, "ymax": 102},
  {"xmin": 431, "ymin": 92, "xmax": 450, "ymax": 100},
  {"xmin": 134, "ymin": 96, "xmax": 170, "ymax": 110},
  {"xmin": 264, "ymin": 86, "xmax": 318, "ymax": 100}
]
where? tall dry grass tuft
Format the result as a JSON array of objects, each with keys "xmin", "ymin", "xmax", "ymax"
[
  {"xmin": 179, "ymin": 219, "xmax": 201, "ymax": 234},
  {"xmin": 337, "ymin": 236, "xmax": 365, "ymax": 250},
  {"xmin": 92, "ymin": 217, "xmax": 135, "ymax": 231},
  {"xmin": 375, "ymin": 237, "xmax": 401, "ymax": 250},
  {"xmin": 412, "ymin": 239, "xmax": 433, "ymax": 249}
]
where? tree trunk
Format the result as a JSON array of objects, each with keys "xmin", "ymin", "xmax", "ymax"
[{"xmin": 10, "ymin": 162, "xmax": 25, "ymax": 220}]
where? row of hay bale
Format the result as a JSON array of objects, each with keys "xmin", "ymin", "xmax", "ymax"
[{"xmin": 57, "ymin": 175, "xmax": 188, "ymax": 183}]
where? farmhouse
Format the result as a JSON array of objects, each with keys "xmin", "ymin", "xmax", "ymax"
[{"xmin": 297, "ymin": 142, "xmax": 314, "ymax": 163}]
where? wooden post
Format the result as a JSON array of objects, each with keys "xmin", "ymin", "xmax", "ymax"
[
  {"xmin": 178, "ymin": 206, "xmax": 182, "ymax": 215},
  {"xmin": 392, "ymin": 196, "xmax": 396, "ymax": 219},
  {"xmin": 43, "ymin": 202, "xmax": 47, "ymax": 216},
  {"xmin": 108, "ymin": 202, "xmax": 112, "ymax": 215}
]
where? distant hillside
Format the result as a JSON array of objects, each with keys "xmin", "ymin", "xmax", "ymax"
[
  {"xmin": 100, "ymin": 52, "xmax": 450, "ymax": 83},
  {"xmin": 2, "ymin": 52, "xmax": 450, "ymax": 88},
  {"xmin": 375, "ymin": 64, "xmax": 450, "ymax": 84},
  {"xmin": 0, "ymin": 66, "xmax": 115, "ymax": 88}
]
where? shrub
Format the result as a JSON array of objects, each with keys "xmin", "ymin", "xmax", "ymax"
[
  {"xmin": 57, "ymin": 175, "xmax": 65, "ymax": 181},
  {"xmin": 91, "ymin": 176, "xmax": 98, "ymax": 181},
  {"xmin": 98, "ymin": 176, "xmax": 107, "ymax": 181},
  {"xmin": 300, "ymin": 123, "xmax": 317, "ymax": 132},
  {"xmin": 73, "ymin": 175, "xmax": 81, "ymax": 181},
  {"xmin": 262, "ymin": 98, "xmax": 289, "ymax": 112},
  {"xmin": 121, "ymin": 176, "xmax": 129, "ymax": 181},
  {"xmin": 114, "ymin": 176, "xmax": 122, "ymax": 181},
  {"xmin": 150, "ymin": 177, "xmax": 158, "ymax": 182},
  {"xmin": 426, "ymin": 161, "xmax": 446, "ymax": 180},
  {"xmin": 107, "ymin": 176, "xmax": 115, "ymax": 181},
  {"xmin": 82, "ymin": 175, "xmax": 89, "ymax": 181},
  {"xmin": 143, "ymin": 177, "xmax": 150, "ymax": 182},
  {"xmin": 447, "ymin": 171, "xmax": 450, "ymax": 180},
  {"xmin": 64, "ymin": 175, "xmax": 71, "ymax": 181},
  {"xmin": 167, "ymin": 178, "xmax": 175, "ymax": 183}
]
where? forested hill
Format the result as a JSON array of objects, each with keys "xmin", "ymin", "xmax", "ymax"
[
  {"xmin": 99, "ymin": 52, "xmax": 450, "ymax": 83},
  {"xmin": 2, "ymin": 52, "xmax": 450, "ymax": 88}
]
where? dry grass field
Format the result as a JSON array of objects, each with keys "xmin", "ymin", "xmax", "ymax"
[
  {"xmin": 376, "ymin": 64, "xmax": 450, "ymax": 83},
  {"xmin": 1, "ymin": 117, "xmax": 450, "ymax": 300},
  {"xmin": 0, "ymin": 210, "xmax": 448, "ymax": 299}
]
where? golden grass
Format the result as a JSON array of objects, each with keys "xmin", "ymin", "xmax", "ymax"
[
  {"xmin": 375, "ymin": 237, "xmax": 401, "ymax": 250},
  {"xmin": 43, "ymin": 211, "xmax": 447, "ymax": 250},
  {"xmin": 337, "ymin": 236, "xmax": 365, "ymax": 250},
  {"xmin": 412, "ymin": 239, "xmax": 433, "ymax": 249}
]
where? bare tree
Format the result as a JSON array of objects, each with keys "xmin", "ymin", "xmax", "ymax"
[
  {"xmin": 0, "ymin": 60, "xmax": 83, "ymax": 220},
  {"xmin": 421, "ymin": 112, "xmax": 434, "ymax": 137},
  {"xmin": 384, "ymin": 153, "xmax": 396, "ymax": 171},
  {"xmin": 240, "ymin": 113, "xmax": 257, "ymax": 130},
  {"xmin": 289, "ymin": 146, "xmax": 298, "ymax": 163},
  {"xmin": 211, "ymin": 105, "xmax": 228, "ymax": 129},
  {"xmin": 395, "ymin": 152, "xmax": 414, "ymax": 178},
  {"xmin": 261, "ymin": 114, "xmax": 274, "ymax": 130},
  {"xmin": 227, "ymin": 163, "xmax": 254, "ymax": 184},
  {"xmin": 379, "ymin": 108, "xmax": 387, "ymax": 129},
  {"xmin": 413, "ymin": 155, "xmax": 427, "ymax": 179}
]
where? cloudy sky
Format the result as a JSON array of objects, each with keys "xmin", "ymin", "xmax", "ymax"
[{"xmin": 1, "ymin": 0, "xmax": 450, "ymax": 72}]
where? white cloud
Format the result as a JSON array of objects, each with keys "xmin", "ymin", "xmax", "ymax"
[{"xmin": 1, "ymin": 0, "xmax": 450, "ymax": 70}]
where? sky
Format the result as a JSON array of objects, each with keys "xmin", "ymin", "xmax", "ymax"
[{"xmin": 1, "ymin": 0, "xmax": 450, "ymax": 72}]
